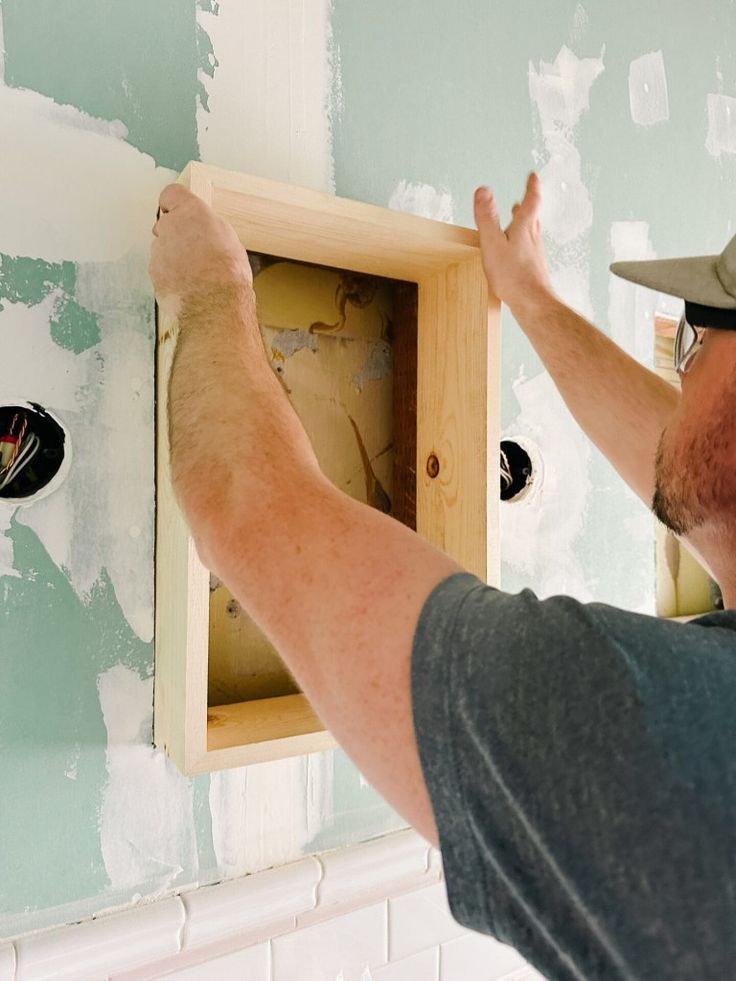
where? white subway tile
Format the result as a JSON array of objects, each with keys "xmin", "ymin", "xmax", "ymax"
[
  {"xmin": 182, "ymin": 857, "xmax": 320, "ymax": 949},
  {"xmin": 15, "ymin": 898, "xmax": 185, "ymax": 981},
  {"xmin": 0, "ymin": 944, "xmax": 16, "ymax": 981},
  {"xmin": 155, "ymin": 942, "xmax": 270, "ymax": 980},
  {"xmin": 371, "ymin": 947, "xmax": 439, "ymax": 981},
  {"xmin": 388, "ymin": 882, "xmax": 463, "ymax": 961},
  {"xmin": 440, "ymin": 932, "xmax": 526, "ymax": 981},
  {"xmin": 313, "ymin": 830, "xmax": 431, "ymax": 920},
  {"xmin": 272, "ymin": 902, "xmax": 387, "ymax": 981}
]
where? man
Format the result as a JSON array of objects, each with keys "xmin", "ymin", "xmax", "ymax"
[{"xmin": 150, "ymin": 173, "xmax": 736, "ymax": 980}]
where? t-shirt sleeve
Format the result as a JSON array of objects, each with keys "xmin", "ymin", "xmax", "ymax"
[{"xmin": 411, "ymin": 571, "xmax": 736, "ymax": 981}]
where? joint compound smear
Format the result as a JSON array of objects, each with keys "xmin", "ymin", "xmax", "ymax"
[
  {"xmin": 98, "ymin": 665, "xmax": 197, "ymax": 894},
  {"xmin": 502, "ymin": 46, "xmax": 606, "ymax": 600},
  {"xmin": 388, "ymin": 179, "xmax": 454, "ymax": 223}
]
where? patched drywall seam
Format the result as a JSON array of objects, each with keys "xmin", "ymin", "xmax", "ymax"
[{"xmin": 195, "ymin": 0, "xmax": 335, "ymax": 190}]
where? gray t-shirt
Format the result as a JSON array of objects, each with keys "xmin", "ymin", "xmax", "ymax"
[{"xmin": 411, "ymin": 572, "xmax": 736, "ymax": 981}]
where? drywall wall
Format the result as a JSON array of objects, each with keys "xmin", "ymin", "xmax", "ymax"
[
  {"xmin": 4, "ymin": 0, "xmax": 735, "ymax": 944},
  {"xmin": 331, "ymin": 0, "xmax": 736, "ymax": 610},
  {"xmin": 0, "ymin": 0, "xmax": 403, "ymax": 941}
]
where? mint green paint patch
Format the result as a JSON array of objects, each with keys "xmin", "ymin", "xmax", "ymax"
[
  {"xmin": 0, "ymin": 518, "xmax": 153, "ymax": 923},
  {"xmin": 0, "ymin": 253, "xmax": 102, "ymax": 353},
  {"xmin": 0, "ymin": 255, "xmax": 75, "ymax": 310},
  {"xmin": 2, "ymin": 0, "xmax": 206, "ymax": 170},
  {"xmin": 49, "ymin": 295, "xmax": 101, "ymax": 353}
]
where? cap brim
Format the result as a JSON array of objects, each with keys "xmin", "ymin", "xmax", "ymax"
[{"xmin": 610, "ymin": 255, "xmax": 736, "ymax": 310}]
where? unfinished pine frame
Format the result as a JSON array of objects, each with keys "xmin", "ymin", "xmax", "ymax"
[{"xmin": 154, "ymin": 161, "xmax": 501, "ymax": 774}]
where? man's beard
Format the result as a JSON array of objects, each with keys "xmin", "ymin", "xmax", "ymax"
[{"xmin": 652, "ymin": 417, "xmax": 733, "ymax": 537}]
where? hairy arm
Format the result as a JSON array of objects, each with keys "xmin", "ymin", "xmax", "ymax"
[
  {"xmin": 151, "ymin": 185, "xmax": 462, "ymax": 845},
  {"xmin": 474, "ymin": 178, "xmax": 680, "ymax": 510}
]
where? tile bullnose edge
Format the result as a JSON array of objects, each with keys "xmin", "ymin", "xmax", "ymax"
[
  {"xmin": 297, "ymin": 829, "xmax": 437, "ymax": 928},
  {"xmin": 181, "ymin": 856, "xmax": 321, "ymax": 951},
  {"xmin": 428, "ymin": 846, "xmax": 443, "ymax": 877},
  {"xmin": 0, "ymin": 944, "xmax": 16, "ymax": 981},
  {"xmin": 14, "ymin": 898, "xmax": 185, "ymax": 981}
]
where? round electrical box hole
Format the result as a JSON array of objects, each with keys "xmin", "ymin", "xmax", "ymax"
[
  {"xmin": 0, "ymin": 402, "xmax": 70, "ymax": 505},
  {"xmin": 500, "ymin": 439, "xmax": 537, "ymax": 502}
]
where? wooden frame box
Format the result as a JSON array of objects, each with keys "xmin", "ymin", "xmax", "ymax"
[{"xmin": 154, "ymin": 162, "xmax": 500, "ymax": 774}]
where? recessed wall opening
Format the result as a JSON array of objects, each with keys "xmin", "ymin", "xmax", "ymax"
[
  {"xmin": 208, "ymin": 254, "xmax": 418, "ymax": 708},
  {"xmin": 500, "ymin": 438, "xmax": 538, "ymax": 502},
  {"xmin": 654, "ymin": 315, "xmax": 723, "ymax": 617},
  {"xmin": 0, "ymin": 402, "xmax": 68, "ymax": 504}
]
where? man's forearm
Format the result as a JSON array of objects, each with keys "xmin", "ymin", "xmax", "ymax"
[
  {"xmin": 167, "ymin": 285, "xmax": 323, "ymax": 550},
  {"xmin": 165, "ymin": 284, "xmax": 457, "ymax": 843},
  {"xmin": 509, "ymin": 291, "xmax": 680, "ymax": 507}
]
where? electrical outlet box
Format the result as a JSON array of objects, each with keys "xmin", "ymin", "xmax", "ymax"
[{"xmin": 154, "ymin": 162, "xmax": 500, "ymax": 774}]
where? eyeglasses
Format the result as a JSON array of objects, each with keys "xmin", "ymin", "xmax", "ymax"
[{"xmin": 674, "ymin": 313, "xmax": 706, "ymax": 375}]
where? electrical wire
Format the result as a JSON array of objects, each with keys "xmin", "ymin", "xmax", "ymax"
[
  {"xmin": 0, "ymin": 431, "xmax": 40, "ymax": 490},
  {"xmin": 500, "ymin": 447, "xmax": 513, "ymax": 492}
]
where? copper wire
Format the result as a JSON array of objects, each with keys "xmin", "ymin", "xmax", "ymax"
[{"xmin": 0, "ymin": 413, "xmax": 29, "ymax": 476}]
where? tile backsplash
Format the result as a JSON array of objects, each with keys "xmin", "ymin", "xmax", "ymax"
[{"xmin": 3, "ymin": 830, "xmax": 544, "ymax": 981}]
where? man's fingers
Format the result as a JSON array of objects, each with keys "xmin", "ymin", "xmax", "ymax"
[
  {"xmin": 158, "ymin": 182, "xmax": 196, "ymax": 213},
  {"xmin": 519, "ymin": 172, "xmax": 542, "ymax": 219},
  {"xmin": 474, "ymin": 186, "xmax": 504, "ymax": 240}
]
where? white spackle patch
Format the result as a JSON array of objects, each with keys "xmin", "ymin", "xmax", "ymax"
[
  {"xmin": 528, "ymin": 45, "xmax": 604, "ymax": 134},
  {"xmin": 0, "ymin": 71, "xmax": 171, "ymax": 637},
  {"xmin": 0, "ymin": 508, "xmax": 19, "ymax": 579},
  {"xmin": 388, "ymin": 180, "xmax": 454, "ymax": 223},
  {"xmin": 608, "ymin": 221, "xmax": 658, "ymax": 365},
  {"xmin": 11, "ymin": 254, "xmax": 158, "ymax": 642},
  {"xmin": 0, "ymin": 85, "xmax": 166, "ymax": 262},
  {"xmin": 528, "ymin": 46, "xmax": 604, "ymax": 318},
  {"xmin": 196, "ymin": 0, "xmax": 334, "ymax": 192},
  {"xmin": 209, "ymin": 751, "xmax": 333, "ymax": 878},
  {"xmin": 705, "ymin": 93, "xmax": 736, "ymax": 158},
  {"xmin": 98, "ymin": 665, "xmax": 197, "ymax": 894},
  {"xmin": 501, "ymin": 370, "xmax": 593, "ymax": 600},
  {"xmin": 628, "ymin": 51, "xmax": 670, "ymax": 127}
]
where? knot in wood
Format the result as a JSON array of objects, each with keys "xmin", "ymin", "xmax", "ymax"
[{"xmin": 426, "ymin": 453, "xmax": 440, "ymax": 479}]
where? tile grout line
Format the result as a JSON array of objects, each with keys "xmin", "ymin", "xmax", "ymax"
[{"xmin": 383, "ymin": 897, "xmax": 390, "ymax": 967}]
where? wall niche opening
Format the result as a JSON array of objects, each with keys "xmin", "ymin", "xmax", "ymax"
[{"xmin": 207, "ymin": 254, "xmax": 418, "ymax": 708}]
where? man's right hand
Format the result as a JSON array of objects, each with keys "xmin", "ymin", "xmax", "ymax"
[
  {"xmin": 150, "ymin": 184, "xmax": 253, "ymax": 321},
  {"xmin": 473, "ymin": 173, "xmax": 554, "ymax": 310}
]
